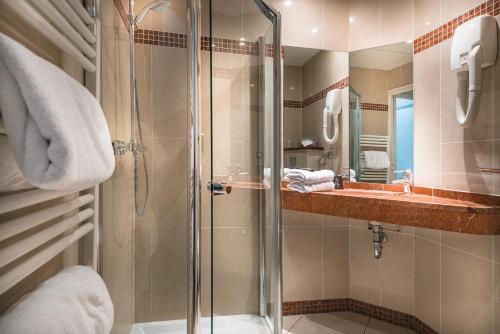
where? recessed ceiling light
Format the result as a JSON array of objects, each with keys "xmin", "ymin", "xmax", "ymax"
[
  {"xmin": 349, "ymin": 17, "xmax": 354, "ymax": 23},
  {"xmin": 425, "ymin": 21, "xmax": 431, "ymax": 25},
  {"xmin": 284, "ymin": 1, "xmax": 292, "ymax": 6},
  {"xmin": 311, "ymin": 28, "xmax": 318, "ymax": 33},
  {"xmin": 290, "ymin": 86, "xmax": 294, "ymax": 90}
]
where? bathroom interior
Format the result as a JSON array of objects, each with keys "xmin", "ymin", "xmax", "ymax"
[{"xmin": 0, "ymin": 0, "xmax": 499, "ymax": 334}]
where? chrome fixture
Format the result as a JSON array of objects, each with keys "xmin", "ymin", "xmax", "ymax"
[
  {"xmin": 368, "ymin": 222, "xmax": 387, "ymax": 259},
  {"xmin": 393, "ymin": 169, "xmax": 414, "ymax": 193},
  {"xmin": 207, "ymin": 181, "xmax": 232, "ymax": 195},
  {"xmin": 85, "ymin": 0, "xmax": 98, "ymax": 17},
  {"xmin": 317, "ymin": 151, "xmax": 334, "ymax": 169},
  {"xmin": 125, "ymin": 0, "xmax": 169, "ymax": 216}
]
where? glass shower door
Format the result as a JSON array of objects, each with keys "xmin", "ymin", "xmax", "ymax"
[{"xmin": 201, "ymin": 0, "xmax": 281, "ymax": 333}]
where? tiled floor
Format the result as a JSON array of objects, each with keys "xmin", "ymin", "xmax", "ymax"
[{"xmin": 284, "ymin": 312, "xmax": 416, "ymax": 334}]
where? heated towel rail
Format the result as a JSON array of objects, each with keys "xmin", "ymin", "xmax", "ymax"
[
  {"xmin": 0, "ymin": 0, "xmax": 101, "ymax": 295},
  {"xmin": 359, "ymin": 135, "xmax": 391, "ymax": 183}
]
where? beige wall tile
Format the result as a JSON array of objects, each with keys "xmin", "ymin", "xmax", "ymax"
[
  {"xmin": 440, "ymin": 0, "xmax": 483, "ymax": 24},
  {"xmin": 151, "ymin": 227, "xmax": 188, "ymax": 320},
  {"xmin": 415, "ymin": 237, "xmax": 441, "ymax": 332},
  {"xmin": 323, "ymin": 215, "xmax": 349, "ymax": 226},
  {"xmin": 324, "ymin": 226, "xmax": 350, "ymax": 299},
  {"xmin": 381, "ymin": 232, "xmax": 414, "ymax": 314},
  {"xmin": 414, "ymin": 144, "xmax": 441, "ymax": 188},
  {"xmin": 440, "ymin": 141, "xmax": 494, "ymax": 194},
  {"xmin": 151, "ymin": 46, "xmax": 188, "ymax": 139},
  {"xmin": 414, "ymin": 0, "xmax": 441, "ymax": 37},
  {"xmin": 323, "ymin": 0, "xmax": 349, "ymax": 51},
  {"xmin": 284, "ymin": 227, "xmax": 324, "ymax": 301},
  {"xmin": 441, "ymin": 246, "xmax": 493, "ymax": 334},
  {"xmin": 302, "ymin": 101, "xmax": 323, "ymax": 143},
  {"xmin": 349, "ymin": 226, "xmax": 381, "ymax": 305},
  {"xmin": 348, "ymin": 0, "xmax": 379, "ymax": 51},
  {"xmin": 283, "ymin": 209, "xmax": 323, "ymax": 227},
  {"xmin": 284, "ymin": 66, "xmax": 303, "ymax": 101},
  {"xmin": 213, "ymin": 188, "xmax": 259, "ymax": 228},
  {"xmin": 284, "ymin": 107, "xmax": 303, "ymax": 146},
  {"xmin": 415, "ymin": 227, "xmax": 441, "ymax": 243},
  {"xmin": 212, "ymin": 227, "xmax": 259, "ymax": 314},
  {"xmin": 379, "ymin": 0, "xmax": 413, "ymax": 47},
  {"xmin": 414, "ymin": 46, "xmax": 441, "ymax": 146},
  {"xmin": 282, "ymin": 0, "xmax": 323, "ymax": 49},
  {"xmin": 441, "ymin": 231, "xmax": 493, "ymax": 261}
]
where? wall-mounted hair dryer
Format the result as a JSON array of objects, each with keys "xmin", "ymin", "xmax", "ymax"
[
  {"xmin": 323, "ymin": 89, "xmax": 342, "ymax": 144},
  {"xmin": 450, "ymin": 15, "xmax": 497, "ymax": 128}
]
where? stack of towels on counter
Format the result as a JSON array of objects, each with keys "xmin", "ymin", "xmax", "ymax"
[{"xmin": 287, "ymin": 169, "xmax": 335, "ymax": 193}]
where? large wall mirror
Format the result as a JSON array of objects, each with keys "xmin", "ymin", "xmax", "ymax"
[
  {"xmin": 349, "ymin": 42, "xmax": 414, "ymax": 184},
  {"xmin": 282, "ymin": 45, "xmax": 349, "ymax": 172}
]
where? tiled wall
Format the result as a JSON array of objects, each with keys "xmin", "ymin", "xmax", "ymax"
[
  {"xmin": 350, "ymin": 64, "xmax": 413, "ymax": 137},
  {"xmin": 101, "ymin": 1, "xmax": 135, "ymax": 332},
  {"xmin": 347, "ymin": 0, "xmax": 414, "ymax": 52},
  {"xmin": 284, "ymin": 65, "xmax": 303, "ymax": 147},
  {"xmin": 268, "ymin": 0, "xmax": 349, "ymax": 51},
  {"xmin": 413, "ymin": 0, "xmax": 500, "ymax": 195},
  {"xmin": 284, "ymin": 210, "xmax": 500, "ymax": 333}
]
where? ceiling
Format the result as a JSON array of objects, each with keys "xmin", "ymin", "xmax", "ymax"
[
  {"xmin": 349, "ymin": 42, "xmax": 413, "ymax": 71},
  {"xmin": 283, "ymin": 46, "xmax": 321, "ymax": 66}
]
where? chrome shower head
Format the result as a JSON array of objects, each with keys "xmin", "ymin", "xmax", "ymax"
[{"xmin": 134, "ymin": 0, "xmax": 171, "ymax": 26}]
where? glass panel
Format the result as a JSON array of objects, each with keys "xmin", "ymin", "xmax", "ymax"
[{"xmin": 205, "ymin": 0, "xmax": 277, "ymax": 332}]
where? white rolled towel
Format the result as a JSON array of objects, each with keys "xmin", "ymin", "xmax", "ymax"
[
  {"xmin": 287, "ymin": 181, "xmax": 336, "ymax": 193},
  {"xmin": 0, "ymin": 33, "xmax": 115, "ymax": 191},
  {"xmin": 0, "ymin": 265, "xmax": 114, "ymax": 334},
  {"xmin": 362, "ymin": 151, "xmax": 390, "ymax": 169},
  {"xmin": 286, "ymin": 169, "xmax": 335, "ymax": 184}
]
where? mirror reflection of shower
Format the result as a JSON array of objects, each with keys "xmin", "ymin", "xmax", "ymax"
[{"xmin": 128, "ymin": 0, "xmax": 170, "ymax": 216}]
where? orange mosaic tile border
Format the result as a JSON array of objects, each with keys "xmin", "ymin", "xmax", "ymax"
[
  {"xmin": 302, "ymin": 77, "xmax": 350, "ymax": 108},
  {"xmin": 283, "ymin": 298, "xmax": 439, "ymax": 334},
  {"xmin": 361, "ymin": 102, "xmax": 388, "ymax": 111},
  {"xmin": 283, "ymin": 100, "xmax": 302, "ymax": 108},
  {"xmin": 414, "ymin": 0, "xmax": 500, "ymax": 54}
]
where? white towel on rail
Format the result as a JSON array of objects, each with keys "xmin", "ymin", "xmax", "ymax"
[
  {"xmin": 362, "ymin": 151, "xmax": 390, "ymax": 169},
  {"xmin": 286, "ymin": 169, "xmax": 335, "ymax": 184},
  {"xmin": 0, "ymin": 265, "xmax": 114, "ymax": 334},
  {"xmin": 0, "ymin": 33, "xmax": 115, "ymax": 191},
  {"xmin": 287, "ymin": 181, "xmax": 336, "ymax": 193}
]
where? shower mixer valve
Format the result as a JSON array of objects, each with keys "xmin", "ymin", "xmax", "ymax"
[{"xmin": 112, "ymin": 140, "xmax": 148, "ymax": 156}]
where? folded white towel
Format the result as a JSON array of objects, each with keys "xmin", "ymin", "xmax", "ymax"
[
  {"xmin": 287, "ymin": 181, "xmax": 336, "ymax": 193},
  {"xmin": 287, "ymin": 169, "xmax": 335, "ymax": 184},
  {"xmin": 362, "ymin": 151, "xmax": 390, "ymax": 169},
  {"xmin": 0, "ymin": 135, "xmax": 33, "ymax": 191},
  {"xmin": 0, "ymin": 265, "xmax": 114, "ymax": 334},
  {"xmin": 0, "ymin": 33, "xmax": 115, "ymax": 191}
]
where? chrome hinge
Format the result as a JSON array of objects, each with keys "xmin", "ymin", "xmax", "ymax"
[{"xmin": 207, "ymin": 181, "xmax": 232, "ymax": 195}]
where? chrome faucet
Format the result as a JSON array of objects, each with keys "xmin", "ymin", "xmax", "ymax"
[{"xmin": 393, "ymin": 169, "xmax": 414, "ymax": 193}]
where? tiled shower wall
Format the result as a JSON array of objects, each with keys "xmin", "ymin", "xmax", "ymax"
[{"xmin": 283, "ymin": 210, "xmax": 500, "ymax": 333}]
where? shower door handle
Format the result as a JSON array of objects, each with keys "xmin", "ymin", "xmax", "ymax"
[{"xmin": 207, "ymin": 181, "xmax": 232, "ymax": 195}]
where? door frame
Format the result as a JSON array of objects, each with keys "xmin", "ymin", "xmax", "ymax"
[{"xmin": 387, "ymin": 84, "xmax": 413, "ymax": 182}]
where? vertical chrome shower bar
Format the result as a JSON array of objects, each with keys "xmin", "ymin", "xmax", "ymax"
[
  {"xmin": 257, "ymin": 36, "xmax": 267, "ymax": 319},
  {"xmin": 271, "ymin": 10, "xmax": 283, "ymax": 334},
  {"xmin": 187, "ymin": 0, "xmax": 201, "ymax": 333},
  {"xmin": 253, "ymin": 1, "xmax": 282, "ymax": 334}
]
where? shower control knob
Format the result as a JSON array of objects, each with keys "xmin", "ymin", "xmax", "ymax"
[{"xmin": 207, "ymin": 181, "xmax": 232, "ymax": 195}]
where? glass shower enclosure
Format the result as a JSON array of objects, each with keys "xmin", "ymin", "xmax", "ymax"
[{"xmin": 191, "ymin": 0, "xmax": 282, "ymax": 333}]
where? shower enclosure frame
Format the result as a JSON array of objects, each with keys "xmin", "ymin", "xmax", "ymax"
[{"xmin": 186, "ymin": 1, "xmax": 282, "ymax": 334}]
